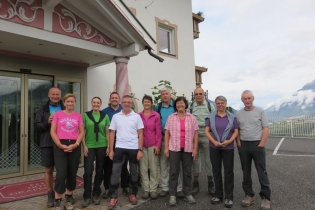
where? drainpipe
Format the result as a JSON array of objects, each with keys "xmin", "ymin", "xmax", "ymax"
[{"xmin": 145, "ymin": 46, "xmax": 164, "ymax": 62}]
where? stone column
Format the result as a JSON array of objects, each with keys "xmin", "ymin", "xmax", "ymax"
[{"xmin": 114, "ymin": 56, "xmax": 130, "ymax": 97}]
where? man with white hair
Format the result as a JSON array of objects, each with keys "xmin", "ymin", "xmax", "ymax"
[{"xmin": 236, "ymin": 90, "xmax": 271, "ymax": 210}]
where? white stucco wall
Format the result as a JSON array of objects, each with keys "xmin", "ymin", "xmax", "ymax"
[{"xmin": 87, "ymin": 0, "xmax": 195, "ymax": 110}]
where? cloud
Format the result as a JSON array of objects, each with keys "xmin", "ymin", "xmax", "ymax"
[{"xmin": 192, "ymin": 0, "xmax": 315, "ymax": 110}]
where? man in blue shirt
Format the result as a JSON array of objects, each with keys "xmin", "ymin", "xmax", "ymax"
[{"xmin": 102, "ymin": 92, "xmax": 130, "ymax": 198}]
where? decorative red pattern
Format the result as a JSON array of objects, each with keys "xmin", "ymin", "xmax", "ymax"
[
  {"xmin": 53, "ymin": 4, "xmax": 116, "ymax": 47},
  {"xmin": 0, "ymin": 0, "xmax": 44, "ymax": 29}
]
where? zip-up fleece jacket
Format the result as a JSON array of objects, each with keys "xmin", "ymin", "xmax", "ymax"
[{"xmin": 139, "ymin": 110, "xmax": 162, "ymax": 148}]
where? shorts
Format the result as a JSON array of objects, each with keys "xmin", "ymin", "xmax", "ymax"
[{"xmin": 40, "ymin": 147, "xmax": 55, "ymax": 167}]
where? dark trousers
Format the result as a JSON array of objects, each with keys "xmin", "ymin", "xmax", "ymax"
[
  {"xmin": 169, "ymin": 150, "xmax": 193, "ymax": 196},
  {"xmin": 238, "ymin": 140, "xmax": 271, "ymax": 200},
  {"xmin": 54, "ymin": 140, "xmax": 81, "ymax": 194},
  {"xmin": 109, "ymin": 148, "xmax": 138, "ymax": 198},
  {"xmin": 210, "ymin": 147, "xmax": 234, "ymax": 200},
  {"xmin": 104, "ymin": 155, "xmax": 129, "ymax": 189},
  {"xmin": 83, "ymin": 147, "xmax": 106, "ymax": 199}
]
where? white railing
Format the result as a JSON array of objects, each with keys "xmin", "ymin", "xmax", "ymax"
[{"xmin": 268, "ymin": 114, "xmax": 315, "ymax": 138}]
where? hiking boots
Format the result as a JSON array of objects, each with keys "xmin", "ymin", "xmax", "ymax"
[
  {"xmin": 160, "ymin": 190, "xmax": 169, "ymax": 197},
  {"xmin": 192, "ymin": 180, "xmax": 199, "ymax": 195},
  {"xmin": 142, "ymin": 191, "xmax": 149, "ymax": 199},
  {"xmin": 103, "ymin": 189, "xmax": 110, "ymax": 199},
  {"xmin": 64, "ymin": 194, "xmax": 74, "ymax": 210},
  {"xmin": 261, "ymin": 199, "xmax": 271, "ymax": 210},
  {"xmin": 93, "ymin": 196, "xmax": 100, "ymax": 205},
  {"xmin": 47, "ymin": 190, "xmax": 55, "ymax": 207},
  {"xmin": 169, "ymin": 196, "xmax": 176, "ymax": 206},
  {"xmin": 81, "ymin": 199, "xmax": 91, "ymax": 208},
  {"xmin": 129, "ymin": 194, "xmax": 137, "ymax": 205},
  {"xmin": 122, "ymin": 188, "xmax": 130, "ymax": 196},
  {"xmin": 54, "ymin": 199, "xmax": 62, "ymax": 210},
  {"xmin": 177, "ymin": 191, "xmax": 184, "ymax": 198},
  {"xmin": 242, "ymin": 195, "xmax": 255, "ymax": 207},
  {"xmin": 108, "ymin": 198, "xmax": 118, "ymax": 210},
  {"xmin": 208, "ymin": 181, "xmax": 215, "ymax": 195},
  {"xmin": 211, "ymin": 197, "xmax": 223, "ymax": 204},
  {"xmin": 150, "ymin": 191, "xmax": 159, "ymax": 199},
  {"xmin": 225, "ymin": 199, "xmax": 233, "ymax": 208},
  {"xmin": 184, "ymin": 195, "xmax": 196, "ymax": 204}
]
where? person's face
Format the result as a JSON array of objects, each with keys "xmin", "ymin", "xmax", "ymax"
[
  {"xmin": 64, "ymin": 97, "xmax": 76, "ymax": 110},
  {"xmin": 142, "ymin": 99, "xmax": 152, "ymax": 110},
  {"xmin": 215, "ymin": 99, "xmax": 226, "ymax": 112},
  {"xmin": 241, "ymin": 93, "xmax": 254, "ymax": 109},
  {"xmin": 91, "ymin": 98, "xmax": 101, "ymax": 111},
  {"xmin": 176, "ymin": 100, "xmax": 186, "ymax": 112},
  {"xmin": 48, "ymin": 88, "xmax": 61, "ymax": 104},
  {"xmin": 121, "ymin": 97, "xmax": 132, "ymax": 111},
  {"xmin": 194, "ymin": 88, "xmax": 204, "ymax": 104},
  {"xmin": 110, "ymin": 94, "xmax": 120, "ymax": 106},
  {"xmin": 161, "ymin": 90, "xmax": 171, "ymax": 103}
]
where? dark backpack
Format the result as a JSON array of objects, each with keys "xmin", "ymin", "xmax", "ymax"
[
  {"xmin": 85, "ymin": 111, "xmax": 106, "ymax": 142},
  {"xmin": 156, "ymin": 102, "xmax": 175, "ymax": 120}
]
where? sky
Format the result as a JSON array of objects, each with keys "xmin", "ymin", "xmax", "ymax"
[{"xmin": 192, "ymin": 0, "xmax": 315, "ymax": 110}]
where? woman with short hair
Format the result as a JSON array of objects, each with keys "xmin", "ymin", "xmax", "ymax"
[
  {"xmin": 51, "ymin": 93, "xmax": 84, "ymax": 210},
  {"xmin": 205, "ymin": 95, "xmax": 239, "ymax": 208},
  {"xmin": 164, "ymin": 96, "xmax": 199, "ymax": 206}
]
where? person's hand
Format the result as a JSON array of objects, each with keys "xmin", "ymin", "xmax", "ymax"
[
  {"xmin": 106, "ymin": 147, "xmax": 109, "ymax": 156},
  {"xmin": 109, "ymin": 151, "xmax": 114, "ymax": 160},
  {"xmin": 221, "ymin": 140, "xmax": 230, "ymax": 148},
  {"xmin": 164, "ymin": 147, "xmax": 169, "ymax": 158},
  {"xmin": 59, "ymin": 143, "xmax": 67, "ymax": 151},
  {"xmin": 154, "ymin": 146, "xmax": 160, "ymax": 155},
  {"xmin": 237, "ymin": 141, "xmax": 242, "ymax": 147},
  {"xmin": 258, "ymin": 143, "xmax": 265, "ymax": 147},
  {"xmin": 214, "ymin": 141, "xmax": 222, "ymax": 148},
  {"xmin": 137, "ymin": 150, "xmax": 143, "ymax": 161},
  {"xmin": 48, "ymin": 114, "xmax": 54, "ymax": 124},
  {"xmin": 192, "ymin": 149, "xmax": 198, "ymax": 160},
  {"xmin": 83, "ymin": 146, "xmax": 88, "ymax": 157}
]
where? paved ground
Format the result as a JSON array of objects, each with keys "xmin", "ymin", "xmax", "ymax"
[{"xmin": 0, "ymin": 137, "xmax": 315, "ymax": 210}]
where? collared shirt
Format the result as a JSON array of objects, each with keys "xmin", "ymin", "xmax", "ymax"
[
  {"xmin": 101, "ymin": 104, "xmax": 123, "ymax": 121},
  {"xmin": 165, "ymin": 112, "xmax": 199, "ymax": 152},
  {"xmin": 139, "ymin": 110, "xmax": 162, "ymax": 148},
  {"xmin": 154, "ymin": 101, "xmax": 174, "ymax": 135},
  {"xmin": 109, "ymin": 110, "xmax": 144, "ymax": 149},
  {"xmin": 188, "ymin": 100, "xmax": 215, "ymax": 136}
]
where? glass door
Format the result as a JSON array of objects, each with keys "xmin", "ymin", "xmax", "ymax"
[
  {"xmin": 24, "ymin": 75, "xmax": 53, "ymax": 174},
  {"xmin": 0, "ymin": 73, "xmax": 24, "ymax": 178}
]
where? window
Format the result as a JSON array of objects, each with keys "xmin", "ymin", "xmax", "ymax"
[{"xmin": 155, "ymin": 17, "xmax": 178, "ymax": 59}]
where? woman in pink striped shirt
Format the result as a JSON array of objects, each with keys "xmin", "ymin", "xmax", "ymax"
[{"xmin": 164, "ymin": 96, "xmax": 199, "ymax": 206}]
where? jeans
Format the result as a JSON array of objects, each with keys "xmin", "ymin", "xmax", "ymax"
[
  {"xmin": 210, "ymin": 147, "xmax": 234, "ymax": 200},
  {"xmin": 83, "ymin": 147, "xmax": 106, "ymax": 199},
  {"xmin": 238, "ymin": 140, "xmax": 271, "ymax": 200}
]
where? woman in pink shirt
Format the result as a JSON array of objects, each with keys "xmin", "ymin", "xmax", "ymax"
[
  {"xmin": 164, "ymin": 96, "xmax": 199, "ymax": 206},
  {"xmin": 139, "ymin": 95, "xmax": 162, "ymax": 200},
  {"xmin": 50, "ymin": 93, "xmax": 84, "ymax": 210}
]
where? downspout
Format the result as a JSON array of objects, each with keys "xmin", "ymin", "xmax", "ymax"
[{"xmin": 145, "ymin": 46, "xmax": 164, "ymax": 62}]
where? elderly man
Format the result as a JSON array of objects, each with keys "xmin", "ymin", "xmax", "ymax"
[
  {"xmin": 236, "ymin": 90, "xmax": 271, "ymax": 210},
  {"xmin": 189, "ymin": 88, "xmax": 215, "ymax": 195},
  {"xmin": 155, "ymin": 88, "xmax": 183, "ymax": 198},
  {"xmin": 107, "ymin": 95, "xmax": 144, "ymax": 210},
  {"xmin": 34, "ymin": 87, "xmax": 64, "ymax": 207}
]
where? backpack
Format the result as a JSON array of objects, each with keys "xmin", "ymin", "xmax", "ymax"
[
  {"xmin": 156, "ymin": 102, "xmax": 175, "ymax": 120},
  {"xmin": 85, "ymin": 110, "xmax": 106, "ymax": 142},
  {"xmin": 189, "ymin": 100, "xmax": 212, "ymax": 114}
]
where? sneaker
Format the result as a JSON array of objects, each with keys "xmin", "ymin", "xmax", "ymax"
[
  {"xmin": 208, "ymin": 181, "xmax": 214, "ymax": 195},
  {"xmin": 81, "ymin": 199, "xmax": 91, "ymax": 208},
  {"xmin": 150, "ymin": 191, "xmax": 159, "ymax": 199},
  {"xmin": 54, "ymin": 199, "xmax": 62, "ymax": 210},
  {"xmin": 108, "ymin": 198, "xmax": 118, "ymax": 210},
  {"xmin": 103, "ymin": 189, "xmax": 110, "ymax": 199},
  {"xmin": 65, "ymin": 194, "xmax": 74, "ymax": 210},
  {"xmin": 122, "ymin": 188, "xmax": 130, "ymax": 196},
  {"xmin": 184, "ymin": 195, "xmax": 196, "ymax": 204},
  {"xmin": 261, "ymin": 199, "xmax": 271, "ymax": 210},
  {"xmin": 129, "ymin": 194, "xmax": 137, "ymax": 205},
  {"xmin": 142, "ymin": 191, "xmax": 149, "ymax": 199},
  {"xmin": 93, "ymin": 196, "xmax": 100, "ymax": 205},
  {"xmin": 160, "ymin": 190, "xmax": 169, "ymax": 197},
  {"xmin": 225, "ymin": 199, "xmax": 233, "ymax": 208},
  {"xmin": 192, "ymin": 180, "xmax": 199, "ymax": 195},
  {"xmin": 242, "ymin": 195, "xmax": 255, "ymax": 207},
  {"xmin": 211, "ymin": 197, "xmax": 223, "ymax": 204},
  {"xmin": 47, "ymin": 190, "xmax": 55, "ymax": 208},
  {"xmin": 177, "ymin": 191, "xmax": 185, "ymax": 198},
  {"xmin": 169, "ymin": 196, "xmax": 176, "ymax": 206}
]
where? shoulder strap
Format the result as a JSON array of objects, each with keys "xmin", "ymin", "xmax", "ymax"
[
  {"xmin": 206, "ymin": 100, "xmax": 212, "ymax": 113},
  {"xmin": 157, "ymin": 102, "xmax": 163, "ymax": 119},
  {"xmin": 189, "ymin": 100, "xmax": 194, "ymax": 113}
]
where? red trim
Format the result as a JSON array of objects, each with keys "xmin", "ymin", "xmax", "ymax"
[{"xmin": 0, "ymin": 50, "xmax": 90, "ymax": 67}]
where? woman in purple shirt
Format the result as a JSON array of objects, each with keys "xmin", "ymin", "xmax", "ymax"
[
  {"xmin": 205, "ymin": 95, "xmax": 239, "ymax": 208},
  {"xmin": 139, "ymin": 95, "xmax": 162, "ymax": 199}
]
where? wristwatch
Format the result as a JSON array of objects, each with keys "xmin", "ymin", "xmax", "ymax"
[{"xmin": 138, "ymin": 148, "xmax": 143, "ymax": 152}]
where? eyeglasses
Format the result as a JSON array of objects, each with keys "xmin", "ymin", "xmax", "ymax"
[
  {"xmin": 216, "ymin": 102, "xmax": 225, "ymax": 105},
  {"xmin": 122, "ymin": 101, "xmax": 132, "ymax": 104},
  {"xmin": 194, "ymin": 93, "xmax": 203, "ymax": 96}
]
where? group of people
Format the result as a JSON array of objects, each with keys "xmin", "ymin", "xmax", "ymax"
[{"xmin": 35, "ymin": 86, "xmax": 271, "ymax": 210}]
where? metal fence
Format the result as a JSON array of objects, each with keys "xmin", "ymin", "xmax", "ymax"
[{"xmin": 268, "ymin": 114, "xmax": 315, "ymax": 138}]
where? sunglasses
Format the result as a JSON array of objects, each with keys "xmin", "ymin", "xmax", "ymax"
[{"xmin": 194, "ymin": 93, "xmax": 203, "ymax": 96}]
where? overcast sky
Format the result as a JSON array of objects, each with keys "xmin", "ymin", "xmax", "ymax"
[{"xmin": 192, "ymin": 0, "xmax": 315, "ymax": 110}]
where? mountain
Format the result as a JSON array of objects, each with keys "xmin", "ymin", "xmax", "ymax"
[{"xmin": 265, "ymin": 79, "xmax": 315, "ymax": 117}]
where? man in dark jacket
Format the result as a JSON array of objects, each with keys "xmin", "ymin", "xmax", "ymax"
[{"xmin": 34, "ymin": 87, "xmax": 64, "ymax": 207}]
